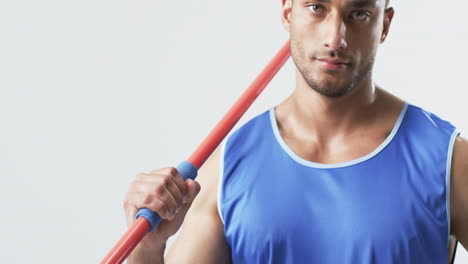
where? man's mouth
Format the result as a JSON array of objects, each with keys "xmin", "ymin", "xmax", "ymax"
[{"xmin": 315, "ymin": 57, "xmax": 351, "ymax": 71}]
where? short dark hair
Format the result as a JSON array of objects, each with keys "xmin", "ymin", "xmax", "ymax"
[{"xmin": 287, "ymin": 0, "xmax": 391, "ymax": 9}]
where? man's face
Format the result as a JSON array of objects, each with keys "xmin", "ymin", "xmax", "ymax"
[{"xmin": 283, "ymin": 0, "xmax": 393, "ymax": 97}]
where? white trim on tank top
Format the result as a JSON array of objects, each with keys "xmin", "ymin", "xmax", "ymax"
[
  {"xmin": 269, "ymin": 102, "xmax": 409, "ymax": 169},
  {"xmin": 446, "ymin": 129, "xmax": 459, "ymax": 244},
  {"xmin": 217, "ymin": 140, "xmax": 226, "ymax": 225}
]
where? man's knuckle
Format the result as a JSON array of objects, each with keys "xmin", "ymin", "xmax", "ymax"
[
  {"xmin": 161, "ymin": 174, "xmax": 172, "ymax": 185},
  {"xmin": 167, "ymin": 167, "xmax": 178, "ymax": 177},
  {"xmin": 154, "ymin": 184, "xmax": 166, "ymax": 196},
  {"xmin": 143, "ymin": 194, "xmax": 153, "ymax": 205}
]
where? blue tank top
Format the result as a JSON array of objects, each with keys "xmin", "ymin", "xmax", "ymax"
[{"xmin": 218, "ymin": 103, "xmax": 459, "ymax": 264}]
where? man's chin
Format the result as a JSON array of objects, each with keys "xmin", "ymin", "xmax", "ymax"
[
  {"xmin": 306, "ymin": 80, "xmax": 353, "ymax": 98},
  {"xmin": 313, "ymin": 87, "xmax": 351, "ymax": 98}
]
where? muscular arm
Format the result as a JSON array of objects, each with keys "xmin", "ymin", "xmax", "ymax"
[
  {"xmin": 165, "ymin": 146, "xmax": 231, "ymax": 263},
  {"xmin": 450, "ymin": 136, "xmax": 468, "ymax": 253}
]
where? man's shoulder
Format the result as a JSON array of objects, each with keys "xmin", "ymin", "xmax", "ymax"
[
  {"xmin": 226, "ymin": 108, "xmax": 272, "ymax": 143},
  {"xmin": 405, "ymin": 103, "xmax": 457, "ymax": 133},
  {"xmin": 221, "ymin": 108, "xmax": 274, "ymax": 161}
]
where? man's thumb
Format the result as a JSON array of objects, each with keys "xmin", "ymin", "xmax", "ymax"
[{"xmin": 185, "ymin": 179, "xmax": 201, "ymax": 204}]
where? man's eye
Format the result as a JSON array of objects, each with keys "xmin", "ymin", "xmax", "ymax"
[
  {"xmin": 351, "ymin": 10, "xmax": 370, "ymax": 20},
  {"xmin": 308, "ymin": 4, "xmax": 325, "ymax": 14}
]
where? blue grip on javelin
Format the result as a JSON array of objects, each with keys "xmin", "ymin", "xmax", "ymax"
[{"xmin": 135, "ymin": 161, "xmax": 198, "ymax": 233}]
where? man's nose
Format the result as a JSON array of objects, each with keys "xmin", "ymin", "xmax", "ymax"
[{"xmin": 323, "ymin": 13, "xmax": 348, "ymax": 51}]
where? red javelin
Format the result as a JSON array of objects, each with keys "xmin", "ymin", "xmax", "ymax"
[{"xmin": 101, "ymin": 40, "xmax": 291, "ymax": 264}]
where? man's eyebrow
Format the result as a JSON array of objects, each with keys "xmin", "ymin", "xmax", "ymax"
[{"xmin": 348, "ymin": 0, "xmax": 378, "ymax": 8}]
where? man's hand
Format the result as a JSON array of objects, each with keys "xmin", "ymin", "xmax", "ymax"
[{"xmin": 123, "ymin": 167, "xmax": 201, "ymax": 263}]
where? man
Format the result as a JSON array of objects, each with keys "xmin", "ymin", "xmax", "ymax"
[{"xmin": 124, "ymin": 0, "xmax": 468, "ymax": 263}]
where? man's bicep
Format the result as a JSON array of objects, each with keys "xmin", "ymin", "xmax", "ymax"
[
  {"xmin": 165, "ymin": 146, "xmax": 231, "ymax": 263},
  {"xmin": 451, "ymin": 136, "xmax": 468, "ymax": 249},
  {"xmin": 165, "ymin": 209, "xmax": 230, "ymax": 263}
]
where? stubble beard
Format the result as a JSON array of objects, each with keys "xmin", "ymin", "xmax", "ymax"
[{"xmin": 291, "ymin": 39, "xmax": 375, "ymax": 98}]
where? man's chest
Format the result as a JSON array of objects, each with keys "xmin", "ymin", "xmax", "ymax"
[{"xmin": 221, "ymin": 163, "xmax": 449, "ymax": 263}]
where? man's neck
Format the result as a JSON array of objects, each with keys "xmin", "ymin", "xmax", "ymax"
[
  {"xmin": 276, "ymin": 72, "xmax": 380, "ymax": 144},
  {"xmin": 278, "ymin": 74, "xmax": 377, "ymax": 132},
  {"xmin": 273, "ymin": 73, "xmax": 406, "ymax": 164}
]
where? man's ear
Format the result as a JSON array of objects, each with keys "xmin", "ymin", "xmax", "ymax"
[
  {"xmin": 281, "ymin": 0, "xmax": 293, "ymax": 32},
  {"xmin": 381, "ymin": 7, "xmax": 394, "ymax": 43}
]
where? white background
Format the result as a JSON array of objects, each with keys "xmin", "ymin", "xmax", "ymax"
[{"xmin": 0, "ymin": 0, "xmax": 467, "ymax": 263}]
